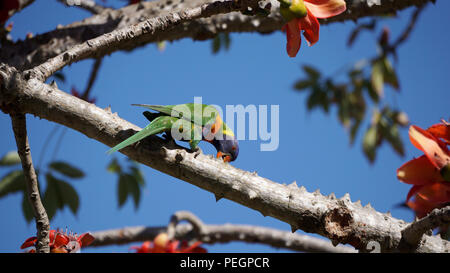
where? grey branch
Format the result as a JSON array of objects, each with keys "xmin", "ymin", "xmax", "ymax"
[
  {"xmin": 89, "ymin": 210, "xmax": 357, "ymax": 253},
  {"xmin": 0, "ymin": 65, "xmax": 448, "ymax": 253},
  {"xmin": 0, "ymin": 0, "xmax": 435, "ymax": 70},
  {"xmin": 10, "ymin": 113, "xmax": 50, "ymax": 253},
  {"xmin": 400, "ymin": 206, "xmax": 450, "ymax": 251},
  {"xmin": 27, "ymin": 0, "xmax": 265, "ymax": 81}
]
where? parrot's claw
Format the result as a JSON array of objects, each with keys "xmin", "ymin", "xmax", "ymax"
[{"xmin": 192, "ymin": 147, "xmax": 202, "ymax": 158}]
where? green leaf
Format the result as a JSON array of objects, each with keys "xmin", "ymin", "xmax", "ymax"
[
  {"xmin": 371, "ymin": 60, "xmax": 384, "ymax": 98},
  {"xmin": 223, "ymin": 33, "xmax": 231, "ymax": 50},
  {"xmin": 127, "ymin": 175, "xmax": 141, "ymax": 210},
  {"xmin": 49, "ymin": 161, "xmax": 84, "ymax": 178},
  {"xmin": 365, "ymin": 79, "xmax": 379, "ymax": 103},
  {"xmin": 43, "ymin": 173, "xmax": 79, "ymax": 219},
  {"xmin": 303, "ymin": 65, "xmax": 321, "ymax": 81},
  {"xmin": 212, "ymin": 35, "xmax": 221, "ymax": 54},
  {"xmin": 118, "ymin": 174, "xmax": 130, "ymax": 208},
  {"xmin": 22, "ymin": 195, "xmax": 34, "ymax": 223},
  {"xmin": 0, "ymin": 170, "xmax": 26, "ymax": 198},
  {"xmin": 0, "ymin": 151, "xmax": 21, "ymax": 166},
  {"xmin": 380, "ymin": 123, "xmax": 405, "ymax": 156},
  {"xmin": 107, "ymin": 158, "xmax": 122, "ymax": 174},
  {"xmin": 118, "ymin": 170, "xmax": 144, "ymax": 209},
  {"xmin": 349, "ymin": 120, "xmax": 362, "ymax": 145},
  {"xmin": 130, "ymin": 166, "xmax": 145, "ymax": 186},
  {"xmin": 307, "ymin": 89, "xmax": 329, "ymax": 112},
  {"xmin": 382, "ymin": 58, "xmax": 399, "ymax": 90},
  {"xmin": 363, "ymin": 126, "xmax": 378, "ymax": 163},
  {"xmin": 156, "ymin": 41, "xmax": 166, "ymax": 52},
  {"xmin": 293, "ymin": 79, "xmax": 313, "ymax": 91}
]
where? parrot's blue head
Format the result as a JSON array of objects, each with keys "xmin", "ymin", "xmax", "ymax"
[{"xmin": 212, "ymin": 135, "xmax": 239, "ymax": 162}]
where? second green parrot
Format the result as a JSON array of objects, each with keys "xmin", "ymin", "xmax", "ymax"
[{"xmin": 107, "ymin": 103, "xmax": 239, "ymax": 162}]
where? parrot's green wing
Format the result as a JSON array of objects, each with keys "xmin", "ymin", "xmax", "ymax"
[
  {"xmin": 107, "ymin": 116, "xmax": 179, "ymax": 154},
  {"xmin": 132, "ymin": 104, "xmax": 219, "ymax": 127}
]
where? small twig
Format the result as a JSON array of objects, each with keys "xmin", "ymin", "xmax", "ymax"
[
  {"xmin": 401, "ymin": 206, "xmax": 450, "ymax": 250},
  {"xmin": 391, "ymin": 6, "xmax": 424, "ymax": 49},
  {"xmin": 166, "ymin": 211, "xmax": 205, "ymax": 240},
  {"xmin": 82, "ymin": 58, "xmax": 102, "ymax": 101},
  {"xmin": 10, "ymin": 113, "xmax": 50, "ymax": 253},
  {"xmin": 383, "ymin": 4, "xmax": 426, "ymax": 58},
  {"xmin": 89, "ymin": 211, "xmax": 357, "ymax": 253},
  {"xmin": 57, "ymin": 0, "xmax": 106, "ymax": 14}
]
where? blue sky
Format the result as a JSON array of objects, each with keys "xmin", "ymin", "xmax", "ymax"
[{"xmin": 0, "ymin": 1, "xmax": 449, "ymax": 252}]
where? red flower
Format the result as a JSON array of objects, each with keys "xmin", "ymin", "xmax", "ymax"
[
  {"xmin": 281, "ymin": 0, "xmax": 346, "ymax": 57},
  {"xmin": 21, "ymin": 229, "xmax": 95, "ymax": 253},
  {"xmin": 130, "ymin": 233, "xmax": 207, "ymax": 253},
  {"xmin": 397, "ymin": 122, "xmax": 450, "ymax": 218},
  {"xmin": 0, "ymin": 0, "xmax": 19, "ymax": 24}
]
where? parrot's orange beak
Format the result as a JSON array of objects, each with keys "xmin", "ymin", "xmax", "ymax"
[{"xmin": 216, "ymin": 151, "xmax": 231, "ymax": 163}]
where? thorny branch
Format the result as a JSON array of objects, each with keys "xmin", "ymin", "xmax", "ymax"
[
  {"xmin": 89, "ymin": 211, "xmax": 357, "ymax": 253},
  {"xmin": 10, "ymin": 113, "xmax": 50, "ymax": 253},
  {"xmin": 400, "ymin": 206, "xmax": 450, "ymax": 251},
  {"xmin": 0, "ymin": 66, "xmax": 448, "ymax": 252},
  {"xmin": 27, "ymin": 0, "xmax": 267, "ymax": 81},
  {"xmin": 0, "ymin": 0, "xmax": 435, "ymax": 70}
]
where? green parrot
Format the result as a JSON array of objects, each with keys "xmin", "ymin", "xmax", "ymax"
[{"xmin": 107, "ymin": 104, "xmax": 239, "ymax": 162}]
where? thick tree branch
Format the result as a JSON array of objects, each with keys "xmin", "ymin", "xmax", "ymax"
[
  {"xmin": 10, "ymin": 112, "xmax": 50, "ymax": 253},
  {"xmin": 0, "ymin": 66, "xmax": 448, "ymax": 252},
  {"xmin": 27, "ymin": 0, "xmax": 266, "ymax": 81},
  {"xmin": 0, "ymin": 0, "xmax": 435, "ymax": 70},
  {"xmin": 400, "ymin": 206, "xmax": 450, "ymax": 251},
  {"xmin": 89, "ymin": 211, "xmax": 357, "ymax": 253}
]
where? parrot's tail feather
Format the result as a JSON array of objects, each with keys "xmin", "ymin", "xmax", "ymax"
[{"xmin": 106, "ymin": 122, "xmax": 167, "ymax": 154}]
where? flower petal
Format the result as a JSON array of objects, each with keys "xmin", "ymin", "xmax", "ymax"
[
  {"xmin": 409, "ymin": 125, "xmax": 450, "ymax": 169},
  {"xmin": 53, "ymin": 232, "xmax": 70, "ymax": 248},
  {"xmin": 20, "ymin": 237, "xmax": 37, "ymax": 249},
  {"xmin": 407, "ymin": 195, "xmax": 439, "ymax": 218},
  {"xmin": 78, "ymin": 233, "xmax": 95, "ymax": 247},
  {"xmin": 417, "ymin": 182, "xmax": 450, "ymax": 203},
  {"xmin": 304, "ymin": 0, "xmax": 346, "ymax": 19},
  {"xmin": 427, "ymin": 123, "xmax": 450, "ymax": 144},
  {"xmin": 397, "ymin": 155, "xmax": 444, "ymax": 185},
  {"xmin": 285, "ymin": 19, "xmax": 302, "ymax": 57},
  {"xmin": 300, "ymin": 10, "xmax": 320, "ymax": 46},
  {"xmin": 406, "ymin": 185, "xmax": 423, "ymax": 202}
]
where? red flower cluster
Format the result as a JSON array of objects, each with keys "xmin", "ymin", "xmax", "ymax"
[
  {"xmin": 21, "ymin": 229, "xmax": 95, "ymax": 253},
  {"xmin": 0, "ymin": 0, "xmax": 19, "ymax": 24},
  {"xmin": 397, "ymin": 121, "xmax": 450, "ymax": 218},
  {"xmin": 130, "ymin": 233, "xmax": 207, "ymax": 253},
  {"xmin": 280, "ymin": 0, "xmax": 346, "ymax": 57}
]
